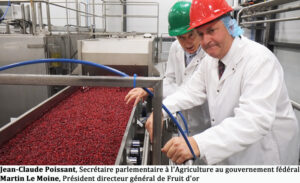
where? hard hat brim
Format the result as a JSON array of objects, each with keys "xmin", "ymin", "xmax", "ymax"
[
  {"xmin": 169, "ymin": 25, "xmax": 193, "ymax": 37},
  {"xmin": 188, "ymin": 8, "xmax": 232, "ymax": 30}
]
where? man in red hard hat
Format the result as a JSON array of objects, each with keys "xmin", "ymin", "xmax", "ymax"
[
  {"xmin": 146, "ymin": 0, "xmax": 299, "ymax": 165},
  {"xmin": 125, "ymin": 1, "xmax": 210, "ymax": 136}
]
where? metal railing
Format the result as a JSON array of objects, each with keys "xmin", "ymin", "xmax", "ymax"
[
  {"xmin": 238, "ymin": 0, "xmax": 300, "ymax": 26},
  {"xmin": 292, "ymin": 100, "xmax": 300, "ymax": 111},
  {"xmin": 237, "ymin": 0, "xmax": 300, "ymax": 48},
  {"xmin": 0, "ymin": 0, "xmax": 159, "ymax": 36}
]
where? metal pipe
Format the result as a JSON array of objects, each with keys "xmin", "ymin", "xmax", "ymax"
[
  {"xmin": 79, "ymin": 2, "xmax": 88, "ymax": 27},
  {"xmin": 7, "ymin": 0, "xmax": 158, "ymax": 34},
  {"xmin": 26, "ymin": 4, "xmax": 33, "ymax": 34},
  {"xmin": 0, "ymin": 1, "xmax": 101, "ymax": 18},
  {"xmin": 122, "ymin": 0, "xmax": 126, "ymax": 32},
  {"xmin": 241, "ymin": 25, "xmax": 266, "ymax": 29},
  {"xmin": 152, "ymin": 79, "xmax": 163, "ymax": 165},
  {"xmin": 5, "ymin": 20, "xmax": 10, "ymax": 34},
  {"xmin": 237, "ymin": 0, "xmax": 299, "ymax": 25},
  {"xmin": 49, "ymin": 2, "xmax": 158, "ymax": 17},
  {"xmin": 156, "ymin": 2, "xmax": 159, "ymax": 61},
  {"xmin": 92, "ymin": 0, "xmax": 95, "ymax": 26},
  {"xmin": 52, "ymin": 27, "xmax": 91, "ymax": 33},
  {"xmin": 21, "ymin": 3, "xmax": 26, "ymax": 34},
  {"xmin": 104, "ymin": 14, "xmax": 157, "ymax": 18},
  {"xmin": 65, "ymin": 0, "xmax": 69, "ymax": 31},
  {"xmin": 37, "ymin": 2, "xmax": 44, "ymax": 31},
  {"xmin": 76, "ymin": 0, "xmax": 79, "ymax": 29},
  {"xmin": 65, "ymin": 0, "xmax": 71, "ymax": 60},
  {"xmin": 49, "ymin": 1, "xmax": 102, "ymax": 18},
  {"xmin": 291, "ymin": 100, "xmax": 300, "ymax": 111},
  {"xmin": 240, "ymin": 16, "xmax": 300, "ymax": 26},
  {"xmin": 157, "ymin": 3, "xmax": 159, "ymax": 36},
  {"xmin": 46, "ymin": 17, "xmax": 96, "ymax": 20},
  {"xmin": 241, "ymin": 6, "xmax": 300, "ymax": 19},
  {"xmin": 30, "ymin": 0, "xmax": 37, "ymax": 35},
  {"xmin": 91, "ymin": 31, "xmax": 158, "ymax": 36},
  {"xmin": 1, "ymin": 0, "xmax": 155, "ymax": 5},
  {"xmin": 141, "ymin": 131, "xmax": 150, "ymax": 165},
  {"xmin": 93, "ymin": 2, "xmax": 158, "ymax": 6},
  {"xmin": 46, "ymin": 0, "xmax": 52, "ymax": 34},
  {"xmin": 103, "ymin": 1, "xmax": 106, "ymax": 32},
  {"xmin": 237, "ymin": 6, "xmax": 244, "ymax": 25},
  {"xmin": 85, "ymin": 3, "xmax": 88, "ymax": 27},
  {"xmin": 50, "ymin": 25, "xmax": 92, "ymax": 32},
  {"xmin": 268, "ymin": 41, "xmax": 300, "ymax": 49},
  {"xmin": 101, "ymin": 0, "xmax": 158, "ymax": 5},
  {"xmin": 50, "ymin": 0, "xmax": 158, "ymax": 4},
  {"xmin": 263, "ymin": 15, "xmax": 271, "ymax": 46},
  {"xmin": 240, "ymin": 0, "xmax": 298, "ymax": 10},
  {"xmin": 0, "ymin": 74, "xmax": 162, "ymax": 88}
]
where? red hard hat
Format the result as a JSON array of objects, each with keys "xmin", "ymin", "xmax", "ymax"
[{"xmin": 189, "ymin": 0, "xmax": 233, "ymax": 30}]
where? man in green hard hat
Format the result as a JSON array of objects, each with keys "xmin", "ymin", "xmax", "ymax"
[{"xmin": 125, "ymin": 1, "xmax": 210, "ymax": 137}]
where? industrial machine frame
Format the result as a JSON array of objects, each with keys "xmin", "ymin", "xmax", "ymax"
[{"xmin": 0, "ymin": 73, "xmax": 164, "ymax": 165}]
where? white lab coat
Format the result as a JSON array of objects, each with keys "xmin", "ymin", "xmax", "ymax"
[
  {"xmin": 163, "ymin": 36, "xmax": 299, "ymax": 165},
  {"xmin": 163, "ymin": 40, "xmax": 210, "ymax": 135}
]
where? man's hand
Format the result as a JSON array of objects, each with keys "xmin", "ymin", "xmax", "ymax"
[
  {"xmin": 145, "ymin": 112, "xmax": 165, "ymax": 143},
  {"xmin": 161, "ymin": 136, "xmax": 200, "ymax": 164},
  {"xmin": 145, "ymin": 112, "xmax": 154, "ymax": 142},
  {"xmin": 124, "ymin": 88, "xmax": 148, "ymax": 106}
]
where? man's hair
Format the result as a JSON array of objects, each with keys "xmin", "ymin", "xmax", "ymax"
[{"xmin": 220, "ymin": 15, "xmax": 244, "ymax": 38}]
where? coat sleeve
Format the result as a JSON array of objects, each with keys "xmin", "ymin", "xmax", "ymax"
[
  {"xmin": 163, "ymin": 41, "xmax": 180, "ymax": 98},
  {"xmin": 162, "ymin": 58, "xmax": 207, "ymax": 117},
  {"xmin": 193, "ymin": 53, "xmax": 283, "ymax": 164}
]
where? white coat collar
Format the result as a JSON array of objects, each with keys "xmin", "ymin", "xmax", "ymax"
[
  {"xmin": 218, "ymin": 36, "xmax": 245, "ymax": 82},
  {"xmin": 175, "ymin": 45, "xmax": 205, "ymax": 70},
  {"xmin": 221, "ymin": 36, "xmax": 244, "ymax": 67}
]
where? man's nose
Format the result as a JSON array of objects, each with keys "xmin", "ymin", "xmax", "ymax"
[
  {"xmin": 184, "ymin": 38, "xmax": 193, "ymax": 46},
  {"xmin": 201, "ymin": 34, "xmax": 211, "ymax": 46}
]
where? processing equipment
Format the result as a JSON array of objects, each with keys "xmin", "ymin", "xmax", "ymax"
[
  {"xmin": 78, "ymin": 35, "xmax": 157, "ymax": 76},
  {"xmin": 0, "ymin": 72, "xmax": 165, "ymax": 165}
]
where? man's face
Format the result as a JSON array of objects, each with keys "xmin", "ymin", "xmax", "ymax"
[
  {"xmin": 177, "ymin": 29, "xmax": 201, "ymax": 54},
  {"xmin": 196, "ymin": 20, "xmax": 233, "ymax": 60}
]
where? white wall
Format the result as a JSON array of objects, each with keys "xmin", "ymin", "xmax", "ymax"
[
  {"xmin": 105, "ymin": 0, "xmax": 177, "ymax": 34},
  {"xmin": 47, "ymin": 0, "xmax": 234, "ymax": 35},
  {"xmin": 155, "ymin": 0, "xmax": 178, "ymax": 35},
  {"xmin": 122, "ymin": 0, "xmax": 234, "ymax": 35}
]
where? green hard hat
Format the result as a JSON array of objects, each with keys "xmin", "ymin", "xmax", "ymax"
[{"xmin": 168, "ymin": 1, "xmax": 193, "ymax": 36}]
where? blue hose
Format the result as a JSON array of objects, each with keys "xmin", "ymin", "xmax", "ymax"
[
  {"xmin": 0, "ymin": 0, "xmax": 11, "ymax": 21},
  {"xmin": 0, "ymin": 58, "xmax": 128, "ymax": 76},
  {"xmin": 140, "ymin": 89, "xmax": 189, "ymax": 136},
  {"xmin": 0, "ymin": 58, "xmax": 197, "ymax": 159},
  {"xmin": 177, "ymin": 111, "xmax": 189, "ymax": 136}
]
